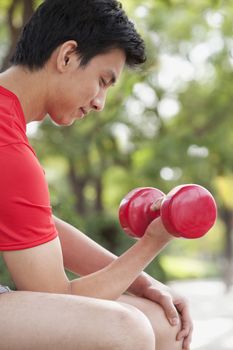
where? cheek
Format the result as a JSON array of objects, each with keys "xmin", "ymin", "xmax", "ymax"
[
  {"xmin": 81, "ymin": 80, "xmax": 100, "ymax": 101},
  {"xmin": 57, "ymin": 91, "xmax": 79, "ymax": 112},
  {"xmin": 50, "ymin": 77, "xmax": 99, "ymax": 115}
]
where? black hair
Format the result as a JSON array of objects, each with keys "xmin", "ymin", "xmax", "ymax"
[{"xmin": 11, "ymin": 0, "xmax": 146, "ymax": 70}]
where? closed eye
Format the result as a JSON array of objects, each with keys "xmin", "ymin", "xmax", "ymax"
[
  {"xmin": 100, "ymin": 77, "xmax": 115, "ymax": 89},
  {"xmin": 100, "ymin": 78, "xmax": 107, "ymax": 87}
]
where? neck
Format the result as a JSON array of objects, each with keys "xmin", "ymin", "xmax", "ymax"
[{"xmin": 0, "ymin": 65, "xmax": 48, "ymax": 123}]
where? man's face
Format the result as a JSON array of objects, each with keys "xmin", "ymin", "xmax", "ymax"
[{"xmin": 48, "ymin": 48, "xmax": 126, "ymax": 126}]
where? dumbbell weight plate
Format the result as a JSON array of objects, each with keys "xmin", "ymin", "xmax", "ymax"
[
  {"xmin": 161, "ymin": 184, "xmax": 217, "ymax": 238},
  {"xmin": 119, "ymin": 187, "xmax": 165, "ymax": 237}
]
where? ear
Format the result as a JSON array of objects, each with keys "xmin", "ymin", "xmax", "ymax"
[{"xmin": 56, "ymin": 40, "xmax": 79, "ymax": 73}]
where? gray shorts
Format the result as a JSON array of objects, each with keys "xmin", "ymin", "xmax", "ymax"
[{"xmin": 0, "ymin": 285, "xmax": 11, "ymax": 294}]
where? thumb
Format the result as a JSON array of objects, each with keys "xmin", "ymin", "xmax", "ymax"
[{"xmin": 150, "ymin": 196, "xmax": 165, "ymax": 211}]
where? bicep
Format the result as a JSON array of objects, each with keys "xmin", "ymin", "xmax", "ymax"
[{"xmin": 2, "ymin": 237, "xmax": 70, "ymax": 293}]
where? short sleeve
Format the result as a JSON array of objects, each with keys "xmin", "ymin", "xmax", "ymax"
[{"xmin": 0, "ymin": 143, "xmax": 58, "ymax": 251}]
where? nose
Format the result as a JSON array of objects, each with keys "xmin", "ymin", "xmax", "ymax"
[{"xmin": 91, "ymin": 90, "xmax": 106, "ymax": 112}]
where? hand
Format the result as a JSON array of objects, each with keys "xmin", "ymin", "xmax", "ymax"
[
  {"xmin": 131, "ymin": 275, "xmax": 193, "ymax": 350},
  {"xmin": 144, "ymin": 216, "xmax": 174, "ymax": 244},
  {"xmin": 150, "ymin": 195, "xmax": 165, "ymax": 211},
  {"xmin": 144, "ymin": 195, "xmax": 174, "ymax": 244}
]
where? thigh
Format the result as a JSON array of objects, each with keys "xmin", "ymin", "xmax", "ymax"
[
  {"xmin": 0, "ymin": 290, "xmax": 135, "ymax": 350},
  {"xmin": 118, "ymin": 294, "xmax": 183, "ymax": 350}
]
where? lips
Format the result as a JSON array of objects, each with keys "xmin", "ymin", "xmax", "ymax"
[{"xmin": 79, "ymin": 108, "xmax": 86, "ymax": 119}]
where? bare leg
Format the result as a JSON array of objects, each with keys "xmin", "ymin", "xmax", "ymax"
[
  {"xmin": 118, "ymin": 294, "xmax": 183, "ymax": 350},
  {"xmin": 0, "ymin": 291, "xmax": 155, "ymax": 350}
]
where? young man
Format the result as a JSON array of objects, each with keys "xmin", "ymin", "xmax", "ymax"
[{"xmin": 0, "ymin": 0, "xmax": 193, "ymax": 349}]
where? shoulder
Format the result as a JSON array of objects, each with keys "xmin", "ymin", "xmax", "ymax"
[
  {"xmin": 0, "ymin": 143, "xmax": 57, "ymax": 251},
  {"xmin": 0, "ymin": 143, "xmax": 46, "ymax": 194},
  {"xmin": 0, "ymin": 86, "xmax": 27, "ymax": 146}
]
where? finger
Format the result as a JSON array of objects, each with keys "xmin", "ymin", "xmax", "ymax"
[
  {"xmin": 182, "ymin": 330, "xmax": 193, "ymax": 350},
  {"xmin": 150, "ymin": 196, "xmax": 165, "ymax": 211},
  {"xmin": 176, "ymin": 300, "xmax": 193, "ymax": 350},
  {"xmin": 176, "ymin": 302, "xmax": 193, "ymax": 346},
  {"xmin": 181, "ymin": 330, "xmax": 193, "ymax": 350},
  {"xmin": 177, "ymin": 311, "xmax": 193, "ymax": 339},
  {"xmin": 157, "ymin": 293, "xmax": 180, "ymax": 325},
  {"xmin": 177, "ymin": 317, "xmax": 191, "ymax": 338},
  {"xmin": 144, "ymin": 287, "xmax": 180, "ymax": 325}
]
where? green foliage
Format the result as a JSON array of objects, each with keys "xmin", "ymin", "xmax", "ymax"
[
  {"xmin": 0, "ymin": 255, "xmax": 15, "ymax": 289},
  {"xmin": 1, "ymin": 0, "xmax": 233, "ymax": 285},
  {"xmin": 161, "ymin": 255, "xmax": 220, "ymax": 280},
  {"xmin": 28, "ymin": 0, "xmax": 233, "ymax": 283}
]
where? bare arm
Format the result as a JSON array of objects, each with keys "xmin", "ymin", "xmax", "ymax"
[
  {"xmin": 53, "ymin": 215, "xmax": 193, "ymax": 348},
  {"xmin": 54, "ymin": 215, "xmax": 155, "ymax": 295},
  {"xmin": 2, "ymin": 218, "xmax": 172, "ymax": 300},
  {"xmin": 54, "ymin": 215, "xmax": 117, "ymax": 276}
]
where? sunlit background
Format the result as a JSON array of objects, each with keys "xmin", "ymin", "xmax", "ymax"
[{"xmin": 0, "ymin": 1, "xmax": 233, "ymax": 349}]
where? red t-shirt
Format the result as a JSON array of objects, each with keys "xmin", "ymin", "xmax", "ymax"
[{"xmin": 0, "ymin": 85, "xmax": 58, "ymax": 251}]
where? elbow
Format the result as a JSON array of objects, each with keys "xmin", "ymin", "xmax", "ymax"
[{"xmin": 64, "ymin": 280, "xmax": 72, "ymax": 295}]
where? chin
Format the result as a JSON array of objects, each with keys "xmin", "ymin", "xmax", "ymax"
[{"xmin": 49, "ymin": 114, "xmax": 75, "ymax": 127}]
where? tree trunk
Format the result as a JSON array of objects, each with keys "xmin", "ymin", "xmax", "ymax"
[
  {"xmin": 68, "ymin": 159, "xmax": 88, "ymax": 215},
  {"xmin": 94, "ymin": 177, "xmax": 103, "ymax": 213},
  {"xmin": 1, "ymin": 0, "xmax": 34, "ymax": 72},
  {"xmin": 220, "ymin": 208, "xmax": 233, "ymax": 290}
]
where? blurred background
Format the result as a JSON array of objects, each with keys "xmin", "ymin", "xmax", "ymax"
[{"xmin": 0, "ymin": 0, "xmax": 233, "ymax": 349}]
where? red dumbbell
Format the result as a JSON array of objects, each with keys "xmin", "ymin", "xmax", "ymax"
[{"xmin": 119, "ymin": 184, "xmax": 217, "ymax": 239}]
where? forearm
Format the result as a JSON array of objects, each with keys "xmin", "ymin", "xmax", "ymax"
[
  {"xmin": 54, "ymin": 215, "xmax": 169, "ymax": 297},
  {"xmin": 69, "ymin": 231, "xmax": 169, "ymax": 300}
]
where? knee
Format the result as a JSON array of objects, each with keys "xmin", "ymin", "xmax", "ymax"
[
  {"xmin": 114, "ymin": 305, "xmax": 155, "ymax": 350},
  {"xmin": 151, "ymin": 304, "xmax": 183, "ymax": 350}
]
